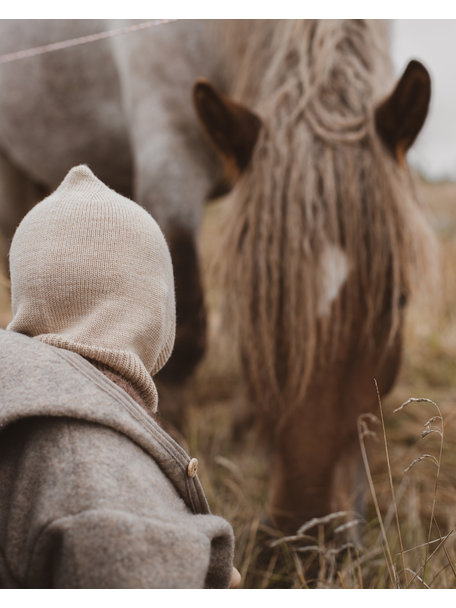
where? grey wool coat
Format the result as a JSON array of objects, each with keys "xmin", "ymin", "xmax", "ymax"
[{"xmin": 0, "ymin": 329, "xmax": 234, "ymax": 588}]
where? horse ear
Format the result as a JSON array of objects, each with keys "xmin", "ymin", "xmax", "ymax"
[
  {"xmin": 193, "ymin": 79, "xmax": 262, "ymax": 184},
  {"xmin": 375, "ymin": 60, "xmax": 431, "ymax": 163}
]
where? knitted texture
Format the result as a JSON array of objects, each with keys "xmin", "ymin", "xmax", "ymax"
[{"xmin": 7, "ymin": 165, "xmax": 175, "ymax": 412}]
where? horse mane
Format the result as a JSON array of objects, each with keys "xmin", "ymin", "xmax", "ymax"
[{"xmin": 216, "ymin": 20, "xmax": 437, "ymax": 415}]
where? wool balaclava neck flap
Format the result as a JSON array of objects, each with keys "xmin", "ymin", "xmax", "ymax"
[{"xmin": 7, "ymin": 165, "xmax": 176, "ymax": 412}]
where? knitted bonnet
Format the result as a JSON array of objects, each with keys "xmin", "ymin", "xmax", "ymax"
[{"xmin": 7, "ymin": 165, "xmax": 176, "ymax": 412}]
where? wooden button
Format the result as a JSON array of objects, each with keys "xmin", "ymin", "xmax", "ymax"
[{"xmin": 187, "ymin": 458, "xmax": 199, "ymax": 478}]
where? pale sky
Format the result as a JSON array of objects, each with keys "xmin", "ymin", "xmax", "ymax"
[{"xmin": 392, "ymin": 20, "xmax": 456, "ymax": 181}]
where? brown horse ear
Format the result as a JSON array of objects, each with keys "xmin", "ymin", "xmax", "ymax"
[
  {"xmin": 375, "ymin": 60, "xmax": 431, "ymax": 163},
  {"xmin": 193, "ymin": 78, "xmax": 262, "ymax": 190}
]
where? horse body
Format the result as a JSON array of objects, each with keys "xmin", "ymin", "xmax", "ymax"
[
  {"xmin": 0, "ymin": 20, "xmax": 434, "ymax": 532},
  {"xmin": 0, "ymin": 21, "xmax": 132, "ymax": 192},
  {"xmin": 0, "ymin": 20, "xmax": 223, "ymax": 220}
]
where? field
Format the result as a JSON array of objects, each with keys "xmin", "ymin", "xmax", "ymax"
[{"xmin": 2, "ymin": 178, "xmax": 456, "ymax": 588}]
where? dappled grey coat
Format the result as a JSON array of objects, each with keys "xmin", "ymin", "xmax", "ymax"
[{"xmin": 0, "ymin": 329, "xmax": 234, "ymax": 588}]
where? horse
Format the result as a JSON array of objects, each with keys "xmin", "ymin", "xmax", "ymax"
[{"xmin": 0, "ymin": 20, "xmax": 435, "ymax": 533}]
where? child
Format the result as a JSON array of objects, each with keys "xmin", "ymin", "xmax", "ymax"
[{"xmin": 0, "ymin": 165, "xmax": 239, "ymax": 588}]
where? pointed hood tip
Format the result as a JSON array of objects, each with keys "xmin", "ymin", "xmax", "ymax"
[
  {"xmin": 67, "ymin": 164, "xmax": 95, "ymax": 178},
  {"xmin": 59, "ymin": 164, "xmax": 101, "ymax": 190}
]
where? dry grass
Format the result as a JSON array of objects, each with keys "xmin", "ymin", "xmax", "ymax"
[
  {"xmin": 2, "ymin": 178, "xmax": 456, "ymax": 588},
  {"xmin": 187, "ymin": 177, "xmax": 456, "ymax": 588}
]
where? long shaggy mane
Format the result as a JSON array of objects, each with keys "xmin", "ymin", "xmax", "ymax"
[{"xmin": 215, "ymin": 20, "xmax": 436, "ymax": 415}]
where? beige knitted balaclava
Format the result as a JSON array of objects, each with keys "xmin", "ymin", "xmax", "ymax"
[{"xmin": 7, "ymin": 165, "xmax": 175, "ymax": 412}]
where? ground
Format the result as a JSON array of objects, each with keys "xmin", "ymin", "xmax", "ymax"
[{"xmin": 2, "ymin": 178, "xmax": 456, "ymax": 588}]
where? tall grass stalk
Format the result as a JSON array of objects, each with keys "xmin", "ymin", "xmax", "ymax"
[{"xmin": 375, "ymin": 379, "xmax": 408, "ymax": 586}]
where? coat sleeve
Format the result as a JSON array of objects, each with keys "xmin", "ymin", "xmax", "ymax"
[
  {"xmin": 0, "ymin": 417, "xmax": 234, "ymax": 589},
  {"xmin": 27, "ymin": 508, "xmax": 234, "ymax": 588}
]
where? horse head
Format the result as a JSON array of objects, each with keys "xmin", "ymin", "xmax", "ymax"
[{"xmin": 193, "ymin": 27, "xmax": 434, "ymax": 534}]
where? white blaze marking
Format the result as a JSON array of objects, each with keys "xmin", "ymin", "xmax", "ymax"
[{"xmin": 318, "ymin": 243, "xmax": 350, "ymax": 317}]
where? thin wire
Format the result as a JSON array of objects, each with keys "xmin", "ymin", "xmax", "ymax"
[{"xmin": 0, "ymin": 19, "xmax": 179, "ymax": 65}]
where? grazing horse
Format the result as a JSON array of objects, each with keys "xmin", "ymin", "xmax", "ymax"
[{"xmin": 0, "ymin": 20, "xmax": 434, "ymax": 532}]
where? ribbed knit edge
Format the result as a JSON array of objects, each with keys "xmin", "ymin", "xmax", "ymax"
[
  {"xmin": 151, "ymin": 314, "xmax": 176, "ymax": 376},
  {"xmin": 37, "ymin": 334, "xmax": 159, "ymax": 413}
]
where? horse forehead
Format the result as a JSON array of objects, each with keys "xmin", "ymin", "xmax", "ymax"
[{"xmin": 317, "ymin": 243, "xmax": 350, "ymax": 317}]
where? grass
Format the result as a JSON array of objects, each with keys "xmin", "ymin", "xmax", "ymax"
[
  {"xmin": 2, "ymin": 179, "xmax": 456, "ymax": 588},
  {"xmin": 185, "ymin": 178, "xmax": 456, "ymax": 588}
]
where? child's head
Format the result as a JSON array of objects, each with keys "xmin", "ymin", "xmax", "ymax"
[{"xmin": 8, "ymin": 165, "xmax": 175, "ymax": 410}]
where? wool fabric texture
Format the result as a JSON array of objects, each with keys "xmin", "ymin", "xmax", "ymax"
[
  {"xmin": 0, "ymin": 328, "xmax": 234, "ymax": 588},
  {"xmin": 7, "ymin": 165, "xmax": 175, "ymax": 412}
]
